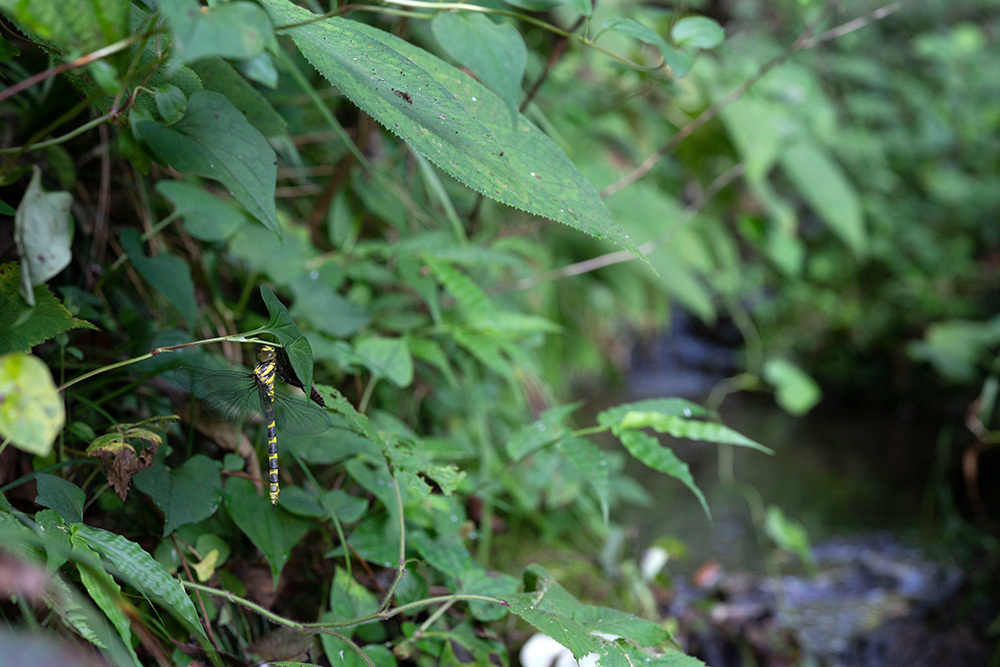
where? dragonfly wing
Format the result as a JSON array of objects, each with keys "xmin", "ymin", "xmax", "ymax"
[
  {"xmin": 272, "ymin": 393, "xmax": 330, "ymax": 435},
  {"xmin": 176, "ymin": 366, "xmax": 261, "ymax": 424}
]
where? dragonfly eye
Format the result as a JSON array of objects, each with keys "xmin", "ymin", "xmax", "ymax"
[{"xmin": 257, "ymin": 346, "xmax": 276, "ymax": 363}]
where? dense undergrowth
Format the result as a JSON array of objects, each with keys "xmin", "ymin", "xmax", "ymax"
[{"xmin": 1, "ymin": 0, "xmax": 998, "ymax": 665}]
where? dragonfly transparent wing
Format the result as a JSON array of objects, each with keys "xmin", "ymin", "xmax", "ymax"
[
  {"xmin": 272, "ymin": 393, "xmax": 330, "ymax": 435},
  {"xmin": 176, "ymin": 365, "xmax": 328, "ymax": 434},
  {"xmin": 175, "ymin": 366, "xmax": 261, "ymax": 424}
]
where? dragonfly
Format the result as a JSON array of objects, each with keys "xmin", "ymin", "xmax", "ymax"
[{"xmin": 175, "ymin": 345, "xmax": 330, "ymax": 504}]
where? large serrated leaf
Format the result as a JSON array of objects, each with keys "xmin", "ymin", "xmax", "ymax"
[
  {"xmin": 0, "ymin": 264, "xmax": 96, "ymax": 355},
  {"xmin": 261, "ymin": 0, "xmax": 637, "ymax": 254},
  {"xmin": 574, "ymin": 605, "xmax": 672, "ymax": 647},
  {"xmin": 431, "ymin": 12, "xmax": 526, "ymax": 123},
  {"xmin": 72, "ymin": 524, "xmax": 206, "ymax": 639}
]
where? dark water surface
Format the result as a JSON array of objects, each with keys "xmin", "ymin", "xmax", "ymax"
[{"xmin": 613, "ymin": 394, "xmax": 941, "ymax": 576}]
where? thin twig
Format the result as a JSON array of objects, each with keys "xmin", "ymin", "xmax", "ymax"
[
  {"xmin": 520, "ymin": 15, "xmax": 587, "ymax": 112},
  {"xmin": 0, "ymin": 34, "xmax": 141, "ymax": 104},
  {"xmin": 800, "ymin": 0, "xmax": 908, "ymax": 48}
]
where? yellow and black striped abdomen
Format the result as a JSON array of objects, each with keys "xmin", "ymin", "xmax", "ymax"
[{"xmin": 254, "ymin": 347, "xmax": 281, "ymax": 504}]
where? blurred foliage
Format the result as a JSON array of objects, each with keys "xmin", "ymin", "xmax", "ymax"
[{"xmin": 1, "ymin": 0, "xmax": 998, "ymax": 664}]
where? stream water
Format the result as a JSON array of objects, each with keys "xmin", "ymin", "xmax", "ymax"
[
  {"xmin": 616, "ymin": 396, "xmax": 939, "ymax": 576},
  {"xmin": 603, "ymin": 317, "xmax": 995, "ymax": 665}
]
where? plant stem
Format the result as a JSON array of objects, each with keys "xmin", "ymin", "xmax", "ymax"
[
  {"xmin": 56, "ymin": 333, "xmax": 272, "ymax": 393},
  {"xmin": 0, "ymin": 114, "xmax": 113, "ymax": 154},
  {"xmin": 0, "ymin": 34, "xmax": 142, "ymax": 105}
]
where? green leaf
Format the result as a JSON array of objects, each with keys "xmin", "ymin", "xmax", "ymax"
[
  {"xmin": 411, "ymin": 529, "xmax": 473, "ymax": 576},
  {"xmin": 156, "ymin": 180, "xmax": 246, "ymax": 241},
  {"xmin": 261, "ymin": 0, "xmax": 638, "ymax": 255},
  {"xmin": 70, "ymin": 539, "xmax": 142, "ymax": 667},
  {"xmin": 506, "ymin": 595, "xmax": 598, "ymax": 660},
  {"xmin": 279, "ymin": 486, "xmax": 369, "ymax": 521},
  {"xmin": 191, "ymin": 57, "xmax": 288, "ymax": 137},
  {"xmin": 763, "ymin": 358, "xmax": 821, "ymax": 416},
  {"xmin": 154, "ymin": 84, "xmax": 187, "ymax": 124},
  {"xmin": 260, "ymin": 285, "xmax": 317, "ymax": 393},
  {"xmin": 35, "ymin": 473, "xmax": 85, "ymax": 524},
  {"xmin": 431, "ymin": 13, "xmax": 526, "ymax": 124},
  {"xmin": 407, "ymin": 337, "xmax": 458, "ymax": 388},
  {"xmin": 14, "ymin": 167, "xmax": 72, "ymax": 306},
  {"xmin": 506, "ymin": 403, "xmax": 577, "ymax": 459},
  {"xmin": 230, "ymin": 224, "xmax": 313, "ymax": 283},
  {"xmin": 159, "ymin": 0, "xmax": 271, "ymax": 66},
  {"xmin": 0, "ymin": 264, "xmax": 96, "ymax": 355},
  {"xmin": 574, "ymin": 605, "xmax": 671, "ymax": 647},
  {"xmin": 458, "ymin": 566, "xmax": 519, "ymax": 621},
  {"xmin": 720, "ymin": 96, "xmax": 783, "ymax": 182},
  {"xmin": 238, "ymin": 52, "xmax": 279, "ymax": 88},
  {"xmin": 599, "ymin": 18, "xmax": 692, "ymax": 75},
  {"xmin": 224, "ymin": 476, "xmax": 312, "ymax": 584},
  {"xmin": 671, "ymin": 16, "xmax": 725, "ymax": 49},
  {"xmin": 321, "ymin": 638, "xmax": 397, "ymax": 667},
  {"xmin": 601, "ymin": 18, "xmax": 667, "ymax": 50},
  {"xmin": 0, "ymin": 35, "xmax": 19, "ymax": 62},
  {"xmin": 327, "ymin": 566, "xmax": 379, "ymax": 625},
  {"xmin": 617, "ymin": 430, "xmax": 709, "ymax": 519},
  {"xmin": 261, "ymin": 284, "xmax": 303, "ymax": 345},
  {"xmin": 71, "ymin": 524, "xmax": 206, "ymax": 639},
  {"xmin": 907, "ymin": 316, "xmax": 1000, "ymax": 383},
  {"xmin": 617, "ymin": 412, "xmax": 773, "ymax": 454},
  {"xmin": 284, "ymin": 336, "xmax": 317, "ymax": 401},
  {"xmin": 138, "ymin": 90, "xmax": 279, "ymax": 234},
  {"xmin": 0, "ymin": 0, "xmax": 128, "ymax": 55},
  {"xmin": 133, "ymin": 455, "xmax": 223, "ymax": 536},
  {"xmin": 561, "ymin": 436, "xmax": 611, "ymax": 525},
  {"xmin": 502, "ymin": 0, "xmax": 590, "ymax": 14},
  {"xmin": 290, "ymin": 282, "xmax": 370, "ymax": 338},
  {"xmin": 0, "ymin": 353, "xmax": 63, "ymax": 456},
  {"xmin": 120, "ymin": 229, "xmax": 198, "ymax": 326},
  {"xmin": 425, "ymin": 258, "xmax": 492, "ymax": 321},
  {"xmin": 597, "ymin": 398, "xmax": 711, "ymax": 429},
  {"xmin": 781, "ymin": 141, "xmax": 866, "ymax": 255},
  {"xmin": 355, "ymin": 337, "xmax": 414, "ymax": 388},
  {"xmin": 765, "ymin": 506, "xmax": 815, "ymax": 567}
]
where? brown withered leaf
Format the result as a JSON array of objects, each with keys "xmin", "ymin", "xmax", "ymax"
[{"xmin": 86, "ymin": 419, "xmax": 174, "ymax": 500}]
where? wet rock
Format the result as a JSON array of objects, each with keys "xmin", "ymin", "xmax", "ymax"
[{"xmin": 663, "ymin": 534, "xmax": 994, "ymax": 666}]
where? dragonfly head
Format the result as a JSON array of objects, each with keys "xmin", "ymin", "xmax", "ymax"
[{"xmin": 257, "ymin": 345, "xmax": 277, "ymax": 363}]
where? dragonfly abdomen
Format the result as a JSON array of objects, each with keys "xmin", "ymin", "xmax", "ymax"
[
  {"xmin": 255, "ymin": 346, "xmax": 281, "ymax": 504},
  {"xmin": 266, "ymin": 416, "xmax": 279, "ymax": 504}
]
